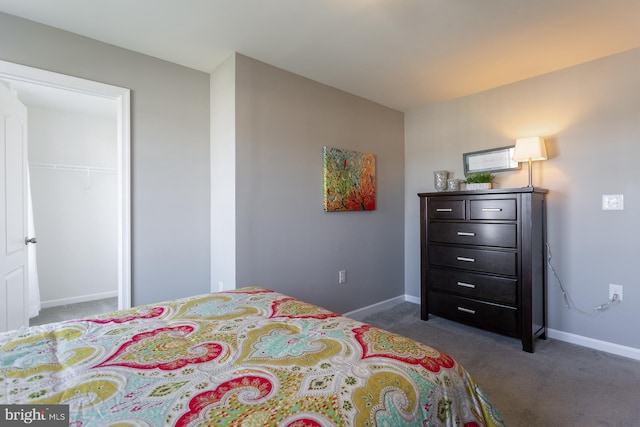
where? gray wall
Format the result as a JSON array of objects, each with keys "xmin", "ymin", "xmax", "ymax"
[
  {"xmin": 0, "ymin": 12, "xmax": 211, "ymax": 305},
  {"xmin": 405, "ymin": 48, "xmax": 640, "ymax": 349},
  {"xmin": 234, "ymin": 55, "xmax": 405, "ymax": 313}
]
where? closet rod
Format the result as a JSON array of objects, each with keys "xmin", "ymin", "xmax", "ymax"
[{"xmin": 29, "ymin": 162, "xmax": 117, "ymax": 174}]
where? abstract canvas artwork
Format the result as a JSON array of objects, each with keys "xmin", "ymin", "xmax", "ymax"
[{"xmin": 323, "ymin": 146, "xmax": 376, "ymax": 211}]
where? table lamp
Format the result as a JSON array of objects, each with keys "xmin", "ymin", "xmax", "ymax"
[{"xmin": 512, "ymin": 136, "xmax": 547, "ymax": 187}]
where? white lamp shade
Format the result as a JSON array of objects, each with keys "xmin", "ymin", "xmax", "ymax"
[{"xmin": 512, "ymin": 137, "xmax": 548, "ymax": 162}]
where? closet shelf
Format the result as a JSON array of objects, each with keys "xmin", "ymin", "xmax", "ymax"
[{"xmin": 29, "ymin": 162, "xmax": 117, "ymax": 174}]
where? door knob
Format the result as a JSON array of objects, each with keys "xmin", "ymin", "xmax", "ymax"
[{"xmin": 25, "ymin": 237, "xmax": 37, "ymax": 245}]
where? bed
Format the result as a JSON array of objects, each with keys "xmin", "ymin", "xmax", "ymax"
[{"xmin": 0, "ymin": 287, "xmax": 505, "ymax": 426}]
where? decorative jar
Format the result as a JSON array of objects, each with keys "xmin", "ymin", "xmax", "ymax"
[
  {"xmin": 447, "ymin": 179, "xmax": 460, "ymax": 191},
  {"xmin": 433, "ymin": 170, "xmax": 448, "ymax": 192}
]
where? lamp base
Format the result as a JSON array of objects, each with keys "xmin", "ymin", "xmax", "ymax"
[{"xmin": 526, "ymin": 159, "xmax": 533, "ymax": 187}]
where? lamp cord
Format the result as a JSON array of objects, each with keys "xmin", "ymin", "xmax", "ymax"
[{"xmin": 546, "ymin": 243, "xmax": 620, "ymax": 316}]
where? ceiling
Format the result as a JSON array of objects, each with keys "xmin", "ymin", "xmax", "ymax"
[{"xmin": 1, "ymin": 0, "xmax": 640, "ymax": 111}]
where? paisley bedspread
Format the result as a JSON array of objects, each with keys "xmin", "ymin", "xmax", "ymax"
[{"xmin": 0, "ymin": 287, "xmax": 505, "ymax": 426}]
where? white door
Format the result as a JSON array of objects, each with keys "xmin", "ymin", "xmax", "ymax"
[{"xmin": 0, "ymin": 83, "xmax": 29, "ymax": 332}]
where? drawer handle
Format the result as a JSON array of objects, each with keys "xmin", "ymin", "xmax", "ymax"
[
  {"xmin": 436, "ymin": 208, "xmax": 453, "ymax": 212},
  {"xmin": 457, "ymin": 282, "xmax": 476, "ymax": 289},
  {"xmin": 457, "ymin": 307, "xmax": 476, "ymax": 315},
  {"xmin": 456, "ymin": 256, "xmax": 475, "ymax": 262},
  {"xmin": 457, "ymin": 231, "xmax": 475, "ymax": 236},
  {"xmin": 481, "ymin": 208, "xmax": 502, "ymax": 212}
]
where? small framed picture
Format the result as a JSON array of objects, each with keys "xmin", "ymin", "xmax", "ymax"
[{"xmin": 463, "ymin": 146, "xmax": 521, "ymax": 175}]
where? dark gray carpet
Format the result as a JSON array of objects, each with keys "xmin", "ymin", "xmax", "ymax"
[
  {"xmin": 29, "ymin": 297, "xmax": 118, "ymax": 326},
  {"xmin": 357, "ymin": 302, "xmax": 640, "ymax": 427}
]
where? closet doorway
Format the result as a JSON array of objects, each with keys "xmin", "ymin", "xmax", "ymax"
[{"xmin": 0, "ymin": 60, "xmax": 130, "ymax": 326}]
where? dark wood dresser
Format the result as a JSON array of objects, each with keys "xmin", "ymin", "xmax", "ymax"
[{"xmin": 418, "ymin": 187, "xmax": 548, "ymax": 352}]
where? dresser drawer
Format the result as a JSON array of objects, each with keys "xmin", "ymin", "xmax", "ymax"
[
  {"xmin": 428, "ymin": 245, "xmax": 517, "ymax": 276},
  {"xmin": 428, "ymin": 200, "xmax": 465, "ymax": 220},
  {"xmin": 428, "ymin": 222, "xmax": 516, "ymax": 247},
  {"xmin": 428, "ymin": 267, "xmax": 517, "ymax": 305},
  {"xmin": 470, "ymin": 199, "xmax": 516, "ymax": 220},
  {"xmin": 429, "ymin": 292, "xmax": 517, "ymax": 336}
]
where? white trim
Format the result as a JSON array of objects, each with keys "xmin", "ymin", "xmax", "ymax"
[
  {"xmin": 40, "ymin": 290, "xmax": 118, "ymax": 309},
  {"xmin": 0, "ymin": 60, "xmax": 131, "ymax": 311},
  {"xmin": 547, "ymin": 328, "xmax": 640, "ymax": 361},
  {"xmin": 118, "ymin": 90, "xmax": 131, "ymax": 310},
  {"xmin": 343, "ymin": 295, "xmax": 406, "ymax": 320},
  {"xmin": 404, "ymin": 294, "xmax": 420, "ymax": 305},
  {"xmin": 0, "ymin": 60, "xmax": 125, "ymax": 98}
]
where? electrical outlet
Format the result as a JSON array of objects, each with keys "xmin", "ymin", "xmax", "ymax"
[
  {"xmin": 338, "ymin": 270, "xmax": 346, "ymax": 284},
  {"xmin": 602, "ymin": 195, "xmax": 624, "ymax": 210},
  {"xmin": 609, "ymin": 284, "xmax": 623, "ymax": 302}
]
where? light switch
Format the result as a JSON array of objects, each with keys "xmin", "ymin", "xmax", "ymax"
[{"xmin": 602, "ymin": 194, "xmax": 624, "ymax": 210}]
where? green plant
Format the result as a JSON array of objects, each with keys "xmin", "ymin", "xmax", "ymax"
[{"xmin": 464, "ymin": 172, "xmax": 495, "ymax": 183}]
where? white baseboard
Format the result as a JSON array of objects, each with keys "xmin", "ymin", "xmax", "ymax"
[
  {"xmin": 343, "ymin": 295, "xmax": 405, "ymax": 320},
  {"xmin": 41, "ymin": 290, "xmax": 118, "ymax": 309},
  {"xmin": 345, "ymin": 295, "xmax": 640, "ymax": 361},
  {"xmin": 547, "ymin": 328, "xmax": 640, "ymax": 361},
  {"xmin": 404, "ymin": 294, "xmax": 420, "ymax": 305}
]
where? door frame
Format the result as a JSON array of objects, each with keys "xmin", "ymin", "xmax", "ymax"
[{"xmin": 0, "ymin": 60, "xmax": 131, "ymax": 310}]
